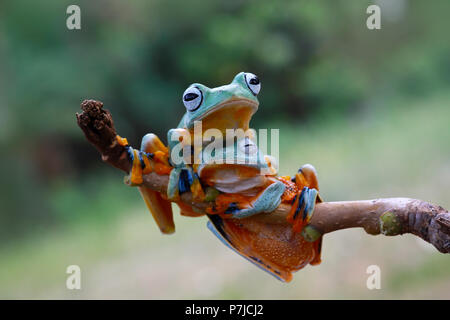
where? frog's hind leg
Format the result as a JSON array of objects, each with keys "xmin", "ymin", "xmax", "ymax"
[
  {"xmin": 288, "ymin": 164, "xmax": 324, "ymax": 265},
  {"xmin": 287, "ymin": 164, "xmax": 321, "ymax": 233},
  {"xmin": 294, "ymin": 164, "xmax": 322, "ymax": 201},
  {"xmin": 138, "ymin": 134, "xmax": 175, "ymax": 234},
  {"xmin": 207, "ymin": 214, "xmax": 292, "ymax": 282},
  {"xmin": 138, "ymin": 187, "xmax": 175, "ymax": 234},
  {"xmin": 287, "ymin": 187, "xmax": 318, "ymax": 232}
]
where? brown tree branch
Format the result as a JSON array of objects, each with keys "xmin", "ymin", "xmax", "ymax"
[{"xmin": 76, "ymin": 99, "xmax": 450, "ymax": 253}]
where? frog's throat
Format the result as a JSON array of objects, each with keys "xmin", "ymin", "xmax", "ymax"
[{"xmin": 189, "ymin": 97, "xmax": 258, "ymax": 131}]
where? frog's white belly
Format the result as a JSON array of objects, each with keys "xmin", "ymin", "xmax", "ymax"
[{"xmin": 198, "ymin": 166, "xmax": 267, "ymax": 195}]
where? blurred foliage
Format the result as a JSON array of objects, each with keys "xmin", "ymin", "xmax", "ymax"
[
  {"xmin": 0, "ymin": 0, "xmax": 449, "ymax": 246},
  {"xmin": 1, "ymin": 92, "xmax": 449, "ymax": 299}
]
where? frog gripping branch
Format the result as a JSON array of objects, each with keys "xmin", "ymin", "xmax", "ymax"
[{"xmin": 76, "ymin": 73, "xmax": 450, "ymax": 283}]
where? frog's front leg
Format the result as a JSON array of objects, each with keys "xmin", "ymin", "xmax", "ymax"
[
  {"xmin": 168, "ymin": 165, "xmax": 203, "ymax": 200},
  {"xmin": 167, "ymin": 128, "xmax": 187, "ymax": 200},
  {"xmin": 167, "ymin": 128, "xmax": 205, "ymax": 201},
  {"xmin": 227, "ymin": 180, "xmax": 285, "ymax": 219},
  {"xmin": 287, "ymin": 164, "xmax": 321, "ymax": 233},
  {"xmin": 138, "ymin": 133, "xmax": 175, "ymax": 234},
  {"xmin": 116, "ymin": 135, "xmax": 152, "ymax": 185},
  {"xmin": 116, "ymin": 132, "xmax": 172, "ymax": 185}
]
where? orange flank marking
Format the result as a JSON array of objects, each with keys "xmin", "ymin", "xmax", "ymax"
[
  {"xmin": 207, "ymin": 193, "xmax": 253, "ymax": 215},
  {"xmin": 278, "ymin": 176, "xmax": 298, "ymax": 203}
]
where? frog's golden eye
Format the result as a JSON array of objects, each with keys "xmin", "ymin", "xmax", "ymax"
[
  {"xmin": 182, "ymin": 87, "xmax": 203, "ymax": 111},
  {"xmin": 244, "ymin": 72, "xmax": 261, "ymax": 96}
]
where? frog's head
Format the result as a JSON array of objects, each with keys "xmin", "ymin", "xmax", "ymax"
[{"xmin": 179, "ymin": 72, "xmax": 260, "ymax": 132}]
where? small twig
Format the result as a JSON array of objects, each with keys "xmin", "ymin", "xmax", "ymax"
[
  {"xmin": 76, "ymin": 100, "xmax": 131, "ymax": 172},
  {"xmin": 76, "ymin": 99, "xmax": 450, "ymax": 253}
]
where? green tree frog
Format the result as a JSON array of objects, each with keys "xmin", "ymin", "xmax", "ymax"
[{"xmin": 116, "ymin": 72, "xmax": 324, "ymax": 282}]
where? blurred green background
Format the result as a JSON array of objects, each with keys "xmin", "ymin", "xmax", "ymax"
[{"xmin": 0, "ymin": 0, "xmax": 449, "ymax": 299}]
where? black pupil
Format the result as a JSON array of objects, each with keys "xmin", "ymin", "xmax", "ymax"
[
  {"xmin": 249, "ymin": 77, "xmax": 260, "ymax": 85},
  {"xmin": 184, "ymin": 93, "xmax": 198, "ymax": 101}
]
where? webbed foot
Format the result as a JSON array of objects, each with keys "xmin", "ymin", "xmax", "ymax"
[
  {"xmin": 168, "ymin": 166, "xmax": 205, "ymax": 201},
  {"xmin": 287, "ymin": 163, "xmax": 322, "ymax": 234},
  {"xmin": 166, "ymin": 128, "xmax": 205, "ymax": 202},
  {"xmin": 288, "ymin": 163, "xmax": 324, "ymax": 260},
  {"xmin": 117, "ymin": 135, "xmax": 154, "ymax": 185},
  {"xmin": 287, "ymin": 186, "xmax": 318, "ymax": 233},
  {"xmin": 117, "ymin": 134, "xmax": 171, "ymax": 186}
]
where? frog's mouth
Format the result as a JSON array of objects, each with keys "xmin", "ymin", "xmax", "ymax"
[
  {"xmin": 197, "ymin": 164, "xmax": 267, "ymax": 194},
  {"xmin": 192, "ymin": 97, "xmax": 258, "ymax": 132}
]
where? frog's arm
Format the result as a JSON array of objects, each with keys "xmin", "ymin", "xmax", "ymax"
[
  {"xmin": 227, "ymin": 180, "xmax": 285, "ymax": 219},
  {"xmin": 116, "ymin": 133, "xmax": 175, "ymax": 234},
  {"xmin": 167, "ymin": 128, "xmax": 205, "ymax": 202},
  {"xmin": 138, "ymin": 134, "xmax": 175, "ymax": 234}
]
